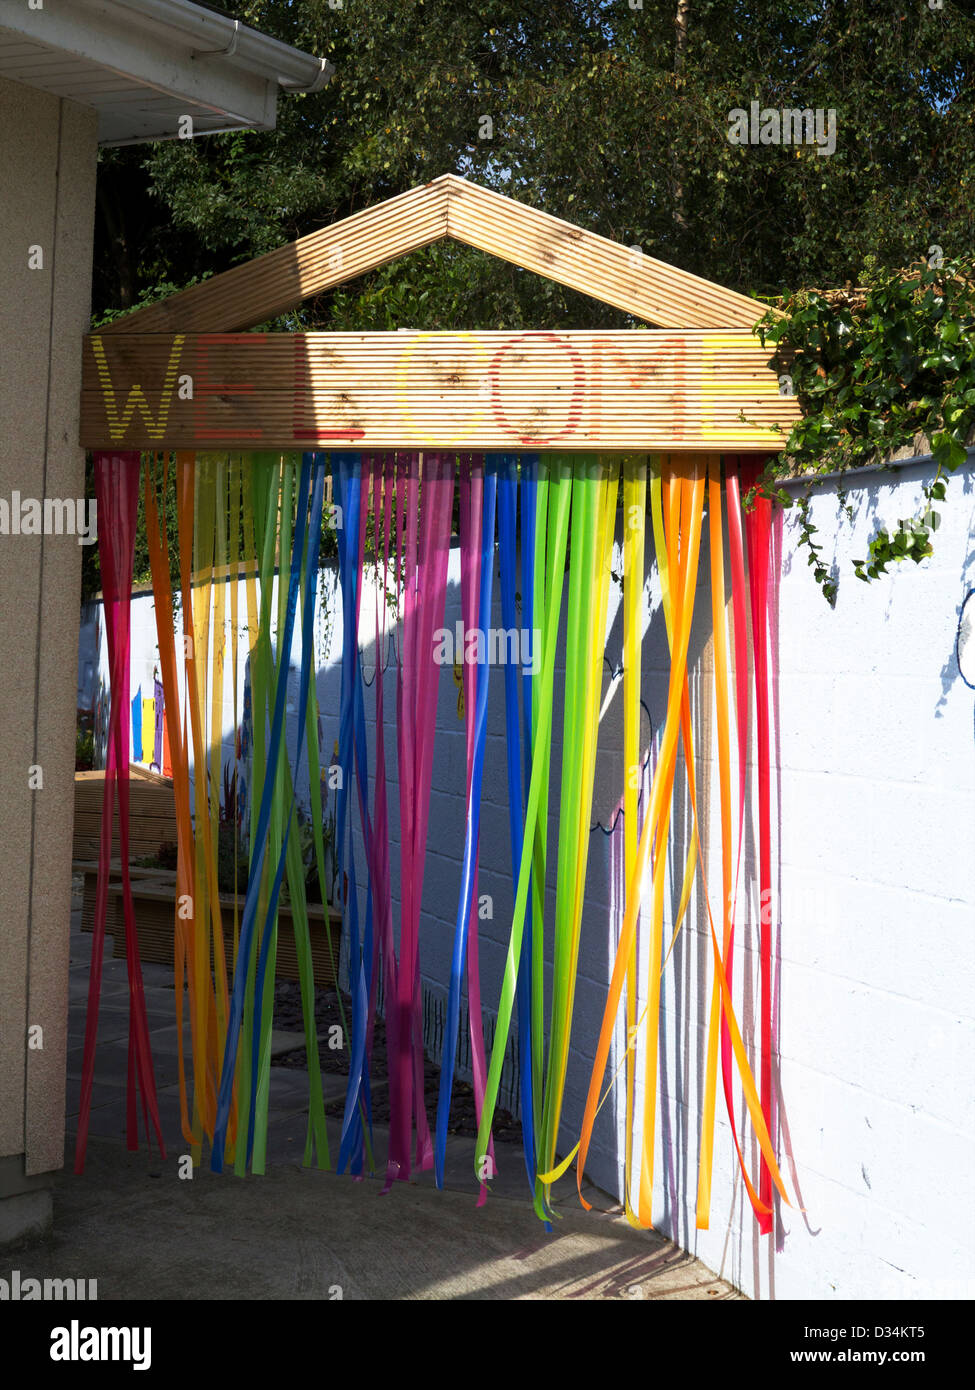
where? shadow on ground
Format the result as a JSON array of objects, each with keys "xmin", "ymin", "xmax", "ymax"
[{"xmin": 1, "ymin": 900, "xmax": 743, "ymax": 1300}]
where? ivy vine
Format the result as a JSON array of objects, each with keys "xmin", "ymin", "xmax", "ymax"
[{"xmin": 750, "ymin": 255, "xmax": 975, "ymax": 604}]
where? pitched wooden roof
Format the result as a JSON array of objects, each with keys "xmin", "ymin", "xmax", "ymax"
[{"xmin": 101, "ymin": 173, "xmax": 766, "ymax": 335}]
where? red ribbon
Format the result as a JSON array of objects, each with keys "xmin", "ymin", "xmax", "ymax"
[{"xmin": 75, "ymin": 453, "xmax": 165, "ymax": 1173}]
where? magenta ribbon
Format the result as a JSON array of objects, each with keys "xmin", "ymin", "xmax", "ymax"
[
  {"xmin": 363, "ymin": 455, "xmax": 396, "ymax": 1068},
  {"xmin": 386, "ymin": 451, "xmax": 455, "ymax": 1188},
  {"xmin": 721, "ymin": 459, "xmax": 750, "ymax": 1142},
  {"xmin": 740, "ymin": 453, "xmax": 776, "ymax": 1236},
  {"xmin": 435, "ymin": 453, "xmax": 496, "ymax": 1202}
]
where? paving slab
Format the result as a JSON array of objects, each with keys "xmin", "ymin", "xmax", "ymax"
[
  {"xmin": 39, "ymin": 904, "xmax": 744, "ymax": 1300},
  {"xmin": 2, "ymin": 1136, "xmax": 741, "ymax": 1301}
]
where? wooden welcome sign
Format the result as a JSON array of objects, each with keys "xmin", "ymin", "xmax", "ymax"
[
  {"xmin": 80, "ymin": 329, "xmax": 796, "ymax": 450},
  {"xmin": 79, "ymin": 175, "xmax": 799, "ymax": 452}
]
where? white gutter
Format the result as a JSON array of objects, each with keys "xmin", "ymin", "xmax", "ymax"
[{"xmin": 111, "ymin": 0, "xmax": 334, "ymax": 91}]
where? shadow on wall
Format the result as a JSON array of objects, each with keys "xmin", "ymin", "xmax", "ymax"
[{"xmin": 957, "ymin": 588, "xmax": 975, "ymax": 736}]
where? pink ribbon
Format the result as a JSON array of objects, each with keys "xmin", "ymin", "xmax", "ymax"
[{"xmin": 387, "ymin": 452, "xmax": 455, "ymax": 1185}]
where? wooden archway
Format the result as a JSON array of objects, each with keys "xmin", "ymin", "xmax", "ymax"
[{"xmin": 80, "ymin": 174, "xmax": 797, "ymax": 452}]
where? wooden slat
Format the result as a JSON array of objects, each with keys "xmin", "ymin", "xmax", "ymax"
[
  {"xmin": 73, "ymin": 770, "xmax": 178, "ymax": 862},
  {"xmin": 74, "ymin": 766, "xmax": 172, "ymax": 785},
  {"xmin": 81, "ymin": 329, "xmax": 797, "ymax": 451},
  {"xmin": 444, "ymin": 177, "xmax": 765, "ymax": 330},
  {"xmin": 100, "ymin": 180, "xmax": 450, "ymax": 336},
  {"xmin": 99, "ymin": 174, "xmax": 769, "ymax": 336}
]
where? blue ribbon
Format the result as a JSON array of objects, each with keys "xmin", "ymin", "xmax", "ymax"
[
  {"xmin": 497, "ymin": 454, "xmax": 540, "ymax": 1195},
  {"xmin": 332, "ymin": 454, "xmax": 375, "ymax": 1176}
]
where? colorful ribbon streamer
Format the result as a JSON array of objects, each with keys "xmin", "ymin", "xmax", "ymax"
[
  {"xmin": 76, "ymin": 452, "xmax": 164, "ymax": 1174},
  {"xmin": 85, "ymin": 448, "xmax": 792, "ymax": 1236}
]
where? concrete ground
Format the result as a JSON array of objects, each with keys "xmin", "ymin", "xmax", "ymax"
[{"xmin": 0, "ymin": 902, "xmax": 742, "ymax": 1301}]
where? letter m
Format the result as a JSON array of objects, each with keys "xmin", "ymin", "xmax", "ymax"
[
  {"xmin": 43, "ymin": 1277, "xmax": 75, "ymax": 1300},
  {"xmin": 488, "ymin": 628, "xmax": 519, "ymax": 665},
  {"xmin": 102, "ymin": 1328, "xmax": 128, "ymax": 1360},
  {"xmin": 90, "ymin": 335, "xmax": 185, "ymax": 441},
  {"xmin": 782, "ymin": 109, "xmax": 814, "ymax": 145}
]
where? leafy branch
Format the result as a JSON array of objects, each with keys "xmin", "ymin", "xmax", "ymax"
[{"xmin": 751, "ymin": 255, "xmax": 975, "ymax": 603}]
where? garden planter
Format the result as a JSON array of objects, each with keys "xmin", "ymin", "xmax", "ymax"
[
  {"xmin": 78, "ymin": 864, "xmax": 340, "ymax": 990},
  {"xmin": 77, "ymin": 860, "xmax": 176, "ymax": 936},
  {"xmin": 73, "ymin": 768, "xmax": 178, "ymax": 862}
]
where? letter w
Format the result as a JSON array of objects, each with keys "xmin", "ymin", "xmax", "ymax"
[{"xmin": 91, "ymin": 335, "xmax": 185, "ymax": 441}]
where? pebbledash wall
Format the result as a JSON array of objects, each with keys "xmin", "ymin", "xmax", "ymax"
[
  {"xmin": 88, "ymin": 451, "xmax": 975, "ymax": 1300},
  {"xmin": 0, "ymin": 77, "xmax": 98, "ymax": 1238}
]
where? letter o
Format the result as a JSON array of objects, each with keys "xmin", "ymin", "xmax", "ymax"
[{"xmin": 489, "ymin": 332, "xmax": 585, "ymax": 445}]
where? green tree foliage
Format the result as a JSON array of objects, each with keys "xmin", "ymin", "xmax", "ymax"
[
  {"xmin": 755, "ymin": 255, "xmax": 975, "ymax": 603},
  {"xmin": 84, "ymin": 1, "xmax": 975, "ymax": 601},
  {"xmin": 93, "ymin": 0, "xmax": 974, "ymax": 326}
]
